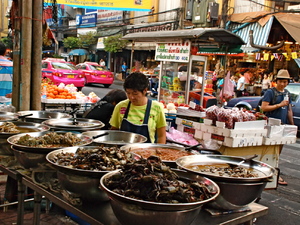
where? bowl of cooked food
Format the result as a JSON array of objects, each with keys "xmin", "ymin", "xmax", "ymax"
[
  {"xmin": 7, "ymin": 131, "xmax": 93, "ymax": 153},
  {"xmin": 0, "ymin": 121, "xmax": 50, "ymax": 155},
  {"xmin": 99, "ymin": 156, "xmax": 220, "ymax": 225},
  {"xmin": 17, "ymin": 111, "xmax": 71, "ymax": 123},
  {"xmin": 46, "ymin": 146, "xmax": 139, "ymax": 202},
  {"xmin": 176, "ymin": 155, "xmax": 276, "ymax": 210},
  {"xmin": 120, "ymin": 143, "xmax": 196, "ymax": 167}
]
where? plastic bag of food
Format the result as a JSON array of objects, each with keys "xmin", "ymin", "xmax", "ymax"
[
  {"xmin": 166, "ymin": 127, "xmax": 199, "ymax": 146},
  {"xmin": 217, "ymin": 108, "xmax": 234, "ymax": 129},
  {"xmin": 206, "ymin": 105, "xmax": 220, "ymax": 125}
]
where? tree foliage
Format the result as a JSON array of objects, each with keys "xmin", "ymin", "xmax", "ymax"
[
  {"xmin": 1, "ymin": 37, "xmax": 13, "ymax": 49},
  {"xmin": 63, "ymin": 32, "xmax": 97, "ymax": 49},
  {"xmin": 104, "ymin": 34, "xmax": 129, "ymax": 53}
]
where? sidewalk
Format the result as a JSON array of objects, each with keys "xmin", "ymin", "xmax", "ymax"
[{"xmin": 0, "ymin": 174, "xmax": 78, "ymax": 225}]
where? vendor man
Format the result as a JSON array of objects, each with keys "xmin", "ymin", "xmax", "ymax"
[
  {"xmin": 261, "ymin": 69, "xmax": 294, "ymax": 185},
  {"xmin": 110, "ymin": 72, "xmax": 167, "ymax": 143}
]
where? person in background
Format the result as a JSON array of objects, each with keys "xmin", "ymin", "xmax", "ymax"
[
  {"xmin": 261, "ymin": 69, "xmax": 294, "ymax": 186},
  {"xmin": 99, "ymin": 59, "xmax": 105, "ymax": 67},
  {"xmin": 236, "ymin": 72, "xmax": 245, "ymax": 97},
  {"xmin": 121, "ymin": 62, "xmax": 128, "ymax": 80},
  {"xmin": 293, "ymin": 77, "xmax": 299, "ymax": 83},
  {"xmin": 83, "ymin": 89, "xmax": 127, "ymax": 130},
  {"xmin": 261, "ymin": 73, "xmax": 271, "ymax": 96},
  {"xmin": 244, "ymin": 69, "xmax": 251, "ymax": 84},
  {"xmin": 110, "ymin": 72, "xmax": 167, "ymax": 143},
  {"xmin": 0, "ymin": 42, "xmax": 13, "ymax": 96}
]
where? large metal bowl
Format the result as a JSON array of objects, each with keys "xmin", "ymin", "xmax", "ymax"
[
  {"xmin": 0, "ymin": 121, "xmax": 50, "ymax": 155},
  {"xmin": 42, "ymin": 118, "xmax": 105, "ymax": 131},
  {"xmin": 7, "ymin": 131, "xmax": 93, "ymax": 153},
  {"xmin": 121, "ymin": 143, "xmax": 195, "ymax": 167},
  {"xmin": 82, "ymin": 130, "xmax": 147, "ymax": 146},
  {"xmin": 176, "ymin": 155, "xmax": 275, "ymax": 210},
  {"xmin": 0, "ymin": 112, "xmax": 19, "ymax": 122},
  {"xmin": 46, "ymin": 146, "xmax": 138, "ymax": 202},
  {"xmin": 17, "ymin": 111, "xmax": 71, "ymax": 123},
  {"xmin": 99, "ymin": 169, "xmax": 220, "ymax": 225},
  {"xmin": 176, "ymin": 155, "xmax": 275, "ymax": 183},
  {"xmin": 11, "ymin": 145, "xmax": 48, "ymax": 169}
]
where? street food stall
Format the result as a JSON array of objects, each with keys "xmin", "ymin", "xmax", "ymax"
[{"xmin": 122, "ymin": 28, "xmax": 245, "ymax": 107}]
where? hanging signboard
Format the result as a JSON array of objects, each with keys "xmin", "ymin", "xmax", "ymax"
[
  {"xmin": 45, "ymin": 0, "xmax": 151, "ymax": 11},
  {"xmin": 155, "ymin": 41, "xmax": 191, "ymax": 63}
]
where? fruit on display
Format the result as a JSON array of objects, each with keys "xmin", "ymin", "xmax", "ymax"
[{"xmin": 41, "ymin": 82, "xmax": 100, "ymax": 103}]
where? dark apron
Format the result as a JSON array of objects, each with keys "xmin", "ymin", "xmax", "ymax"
[{"xmin": 120, "ymin": 99, "xmax": 152, "ymax": 143}]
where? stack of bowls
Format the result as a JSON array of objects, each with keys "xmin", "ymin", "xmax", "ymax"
[{"xmin": 176, "ymin": 155, "xmax": 276, "ymax": 210}]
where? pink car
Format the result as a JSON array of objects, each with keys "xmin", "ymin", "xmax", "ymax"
[
  {"xmin": 76, "ymin": 62, "xmax": 114, "ymax": 88},
  {"xmin": 42, "ymin": 60, "xmax": 85, "ymax": 90}
]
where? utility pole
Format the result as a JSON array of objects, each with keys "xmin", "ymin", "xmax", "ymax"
[
  {"xmin": 31, "ymin": 0, "xmax": 42, "ymax": 110},
  {"xmin": 220, "ymin": 0, "xmax": 229, "ymax": 28}
]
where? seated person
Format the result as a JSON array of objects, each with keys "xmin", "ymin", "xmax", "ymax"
[{"xmin": 83, "ymin": 89, "xmax": 127, "ymax": 129}]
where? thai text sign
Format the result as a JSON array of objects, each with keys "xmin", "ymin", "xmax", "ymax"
[
  {"xmin": 155, "ymin": 41, "xmax": 191, "ymax": 63},
  {"xmin": 46, "ymin": 0, "xmax": 151, "ymax": 11}
]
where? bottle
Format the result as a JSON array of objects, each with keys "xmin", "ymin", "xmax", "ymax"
[
  {"xmin": 282, "ymin": 94, "xmax": 289, "ymax": 109},
  {"xmin": 41, "ymin": 85, "xmax": 47, "ymax": 99}
]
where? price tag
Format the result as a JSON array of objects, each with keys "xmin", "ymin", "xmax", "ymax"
[{"xmin": 189, "ymin": 101, "xmax": 196, "ymax": 109}]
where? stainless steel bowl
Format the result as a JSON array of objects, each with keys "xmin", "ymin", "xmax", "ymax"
[
  {"xmin": 7, "ymin": 131, "xmax": 93, "ymax": 153},
  {"xmin": 42, "ymin": 118, "xmax": 104, "ymax": 131},
  {"xmin": 82, "ymin": 130, "xmax": 147, "ymax": 146},
  {"xmin": 0, "ymin": 112, "xmax": 18, "ymax": 122},
  {"xmin": 11, "ymin": 145, "xmax": 48, "ymax": 169},
  {"xmin": 99, "ymin": 169, "xmax": 220, "ymax": 225},
  {"xmin": 17, "ymin": 111, "xmax": 71, "ymax": 123},
  {"xmin": 46, "ymin": 146, "xmax": 138, "ymax": 202},
  {"xmin": 176, "ymin": 155, "xmax": 275, "ymax": 210},
  {"xmin": 121, "ymin": 143, "xmax": 195, "ymax": 167},
  {"xmin": 0, "ymin": 121, "xmax": 50, "ymax": 155}
]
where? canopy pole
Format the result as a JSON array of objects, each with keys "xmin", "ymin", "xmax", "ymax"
[{"xmin": 130, "ymin": 41, "xmax": 135, "ymax": 73}]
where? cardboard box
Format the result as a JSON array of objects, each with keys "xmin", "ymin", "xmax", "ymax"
[{"xmin": 194, "ymin": 130, "xmax": 203, "ymax": 139}]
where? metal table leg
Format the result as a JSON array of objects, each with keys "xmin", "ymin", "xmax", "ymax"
[
  {"xmin": 17, "ymin": 176, "xmax": 25, "ymax": 225},
  {"xmin": 33, "ymin": 191, "xmax": 42, "ymax": 225}
]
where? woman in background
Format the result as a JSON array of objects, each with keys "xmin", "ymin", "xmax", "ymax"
[
  {"xmin": 83, "ymin": 89, "xmax": 127, "ymax": 129},
  {"xmin": 261, "ymin": 73, "xmax": 271, "ymax": 96}
]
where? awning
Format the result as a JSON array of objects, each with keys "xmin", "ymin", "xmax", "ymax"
[
  {"xmin": 125, "ymin": 42, "xmax": 156, "ymax": 51},
  {"xmin": 275, "ymin": 13, "xmax": 300, "ymax": 44},
  {"xmin": 122, "ymin": 28, "xmax": 245, "ymax": 46},
  {"xmin": 68, "ymin": 49, "xmax": 89, "ymax": 56},
  {"xmin": 228, "ymin": 16, "xmax": 274, "ymax": 53}
]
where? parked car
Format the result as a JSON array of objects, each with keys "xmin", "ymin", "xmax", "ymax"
[
  {"xmin": 76, "ymin": 62, "xmax": 114, "ymax": 88},
  {"xmin": 226, "ymin": 83, "xmax": 300, "ymax": 129},
  {"xmin": 41, "ymin": 59, "xmax": 85, "ymax": 90}
]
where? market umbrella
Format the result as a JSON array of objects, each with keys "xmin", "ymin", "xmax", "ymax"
[{"xmin": 68, "ymin": 49, "xmax": 89, "ymax": 56}]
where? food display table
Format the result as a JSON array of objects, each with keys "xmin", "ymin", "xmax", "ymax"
[
  {"xmin": 41, "ymin": 98, "xmax": 94, "ymax": 115},
  {"xmin": 0, "ymin": 161, "xmax": 269, "ymax": 225}
]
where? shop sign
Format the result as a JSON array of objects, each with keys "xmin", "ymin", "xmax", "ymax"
[
  {"xmin": 155, "ymin": 41, "xmax": 191, "ymax": 63},
  {"xmin": 76, "ymin": 13, "xmax": 97, "ymax": 28},
  {"xmin": 97, "ymin": 10, "xmax": 123, "ymax": 23},
  {"xmin": 126, "ymin": 22, "xmax": 175, "ymax": 34}
]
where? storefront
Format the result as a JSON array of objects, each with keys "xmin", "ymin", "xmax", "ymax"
[{"xmin": 122, "ymin": 28, "xmax": 245, "ymax": 106}]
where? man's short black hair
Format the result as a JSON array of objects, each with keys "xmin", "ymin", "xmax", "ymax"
[
  {"xmin": 124, "ymin": 72, "xmax": 149, "ymax": 92},
  {"xmin": 0, "ymin": 42, "xmax": 7, "ymax": 56}
]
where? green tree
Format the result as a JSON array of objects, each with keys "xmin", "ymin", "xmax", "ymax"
[
  {"xmin": 103, "ymin": 34, "xmax": 128, "ymax": 53},
  {"xmin": 63, "ymin": 32, "xmax": 97, "ymax": 49},
  {"xmin": 1, "ymin": 36, "xmax": 13, "ymax": 49},
  {"xmin": 63, "ymin": 36, "xmax": 80, "ymax": 49}
]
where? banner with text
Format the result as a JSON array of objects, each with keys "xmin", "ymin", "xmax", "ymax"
[
  {"xmin": 45, "ymin": 0, "xmax": 151, "ymax": 11},
  {"xmin": 155, "ymin": 41, "xmax": 191, "ymax": 63}
]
